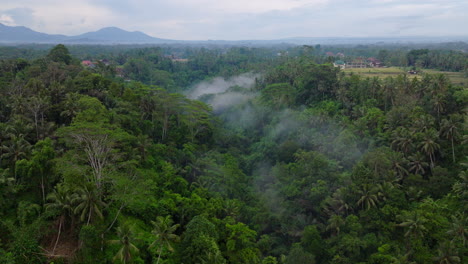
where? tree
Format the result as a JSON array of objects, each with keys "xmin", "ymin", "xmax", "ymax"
[
  {"xmin": 391, "ymin": 127, "xmax": 415, "ymax": 155},
  {"xmin": 180, "ymin": 215, "xmax": 225, "ymax": 264},
  {"xmin": 108, "ymin": 223, "xmax": 139, "ymax": 264},
  {"xmin": 433, "ymin": 242, "xmax": 460, "ymax": 264},
  {"xmin": 408, "ymin": 153, "xmax": 429, "ymax": 176},
  {"xmin": 149, "ymin": 216, "xmax": 180, "ymax": 264},
  {"xmin": 73, "ymin": 183, "xmax": 106, "ymax": 225},
  {"xmin": 24, "ymin": 96, "xmax": 50, "ymax": 141},
  {"xmin": 1, "ymin": 134, "xmax": 31, "ymax": 180},
  {"xmin": 397, "ymin": 211, "xmax": 427, "ymax": 240},
  {"xmin": 327, "ymin": 214, "xmax": 345, "ymax": 236},
  {"xmin": 447, "ymin": 214, "xmax": 467, "ymax": 246},
  {"xmin": 225, "ymin": 222, "xmax": 261, "ymax": 264},
  {"xmin": 182, "ymin": 100, "xmax": 214, "ymax": 143},
  {"xmin": 356, "ymin": 184, "xmax": 380, "ymax": 210},
  {"xmin": 45, "ymin": 184, "xmax": 75, "ymax": 254},
  {"xmin": 155, "ymin": 91, "xmax": 184, "ymax": 141},
  {"xmin": 19, "ymin": 138, "xmax": 55, "ymax": 204},
  {"xmin": 285, "ymin": 243, "xmax": 315, "ymax": 264},
  {"xmin": 418, "ymin": 129, "xmax": 440, "ymax": 169},
  {"xmin": 47, "ymin": 44, "xmax": 72, "ymax": 65},
  {"xmin": 440, "ymin": 115, "xmax": 461, "ymax": 163},
  {"xmin": 260, "ymin": 83, "xmax": 296, "ymax": 109}
]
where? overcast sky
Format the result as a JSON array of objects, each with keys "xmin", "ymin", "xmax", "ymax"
[{"xmin": 1, "ymin": 0, "xmax": 467, "ymax": 40}]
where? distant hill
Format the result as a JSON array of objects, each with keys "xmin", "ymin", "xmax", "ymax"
[
  {"xmin": 1, "ymin": 23, "xmax": 467, "ymax": 45},
  {"xmin": 0, "ymin": 23, "xmax": 66, "ymax": 43},
  {"xmin": 0, "ymin": 23, "xmax": 172, "ymax": 44},
  {"xmin": 67, "ymin": 27, "xmax": 172, "ymax": 44}
]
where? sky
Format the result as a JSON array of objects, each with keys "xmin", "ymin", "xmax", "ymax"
[{"xmin": 0, "ymin": 0, "xmax": 467, "ymax": 40}]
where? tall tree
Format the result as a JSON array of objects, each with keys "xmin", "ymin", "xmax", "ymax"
[
  {"xmin": 108, "ymin": 223, "xmax": 139, "ymax": 264},
  {"xmin": 45, "ymin": 184, "xmax": 75, "ymax": 254},
  {"xmin": 73, "ymin": 183, "xmax": 106, "ymax": 225},
  {"xmin": 149, "ymin": 215, "xmax": 180, "ymax": 264},
  {"xmin": 440, "ymin": 115, "xmax": 461, "ymax": 163}
]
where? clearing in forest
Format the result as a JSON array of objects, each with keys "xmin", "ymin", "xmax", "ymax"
[{"xmin": 343, "ymin": 67, "xmax": 467, "ymax": 87}]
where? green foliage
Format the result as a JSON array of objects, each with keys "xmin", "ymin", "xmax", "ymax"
[
  {"xmin": 47, "ymin": 44, "xmax": 72, "ymax": 65},
  {"xmin": 0, "ymin": 44, "xmax": 465, "ymax": 264}
]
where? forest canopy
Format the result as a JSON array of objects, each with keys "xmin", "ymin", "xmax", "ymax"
[{"xmin": 0, "ymin": 43, "xmax": 466, "ymax": 264}]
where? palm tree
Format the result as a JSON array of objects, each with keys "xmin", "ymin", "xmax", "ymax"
[
  {"xmin": 391, "ymin": 127, "xmax": 414, "ymax": 155},
  {"xmin": 440, "ymin": 116, "xmax": 461, "ymax": 163},
  {"xmin": 149, "ymin": 215, "xmax": 180, "ymax": 264},
  {"xmin": 408, "ymin": 153, "xmax": 429, "ymax": 176},
  {"xmin": 109, "ymin": 223, "xmax": 139, "ymax": 264},
  {"xmin": 397, "ymin": 212, "xmax": 427, "ymax": 239},
  {"xmin": 377, "ymin": 181, "xmax": 395, "ymax": 201},
  {"xmin": 45, "ymin": 184, "xmax": 75, "ymax": 254},
  {"xmin": 324, "ymin": 188, "xmax": 351, "ymax": 216},
  {"xmin": 356, "ymin": 184, "xmax": 380, "ymax": 210},
  {"xmin": 413, "ymin": 114, "xmax": 435, "ymax": 134},
  {"xmin": 73, "ymin": 183, "xmax": 106, "ymax": 225},
  {"xmin": 452, "ymin": 170, "xmax": 468, "ymax": 202},
  {"xmin": 326, "ymin": 214, "xmax": 345, "ymax": 236},
  {"xmin": 1, "ymin": 134, "xmax": 31, "ymax": 180},
  {"xmin": 418, "ymin": 129, "xmax": 440, "ymax": 169},
  {"xmin": 433, "ymin": 241, "xmax": 460, "ymax": 264},
  {"xmin": 431, "ymin": 95, "xmax": 446, "ymax": 120},
  {"xmin": 447, "ymin": 214, "xmax": 467, "ymax": 246}
]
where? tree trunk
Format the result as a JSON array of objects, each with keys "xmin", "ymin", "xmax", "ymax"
[
  {"xmin": 106, "ymin": 204, "xmax": 125, "ymax": 233},
  {"xmin": 53, "ymin": 216, "xmax": 63, "ymax": 254},
  {"xmin": 156, "ymin": 247, "xmax": 162, "ymax": 264},
  {"xmin": 87, "ymin": 209, "xmax": 92, "ymax": 225},
  {"xmin": 41, "ymin": 175, "xmax": 46, "ymax": 205},
  {"xmin": 451, "ymin": 138, "xmax": 455, "ymax": 163}
]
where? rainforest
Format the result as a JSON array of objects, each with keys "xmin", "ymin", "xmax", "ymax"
[{"xmin": 0, "ymin": 43, "xmax": 466, "ymax": 264}]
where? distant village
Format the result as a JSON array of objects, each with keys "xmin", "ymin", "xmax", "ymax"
[{"xmin": 326, "ymin": 52, "xmax": 384, "ymax": 69}]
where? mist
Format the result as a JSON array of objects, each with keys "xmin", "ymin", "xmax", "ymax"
[{"xmin": 187, "ymin": 72, "xmax": 259, "ymax": 100}]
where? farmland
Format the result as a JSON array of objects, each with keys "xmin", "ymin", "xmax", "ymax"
[{"xmin": 343, "ymin": 67, "xmax": 467, "ymax": 87}]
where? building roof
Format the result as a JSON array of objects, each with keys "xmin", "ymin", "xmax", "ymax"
[{"xmin": 334, "ymin": 60, "xmax": 345, "ymax": 65}]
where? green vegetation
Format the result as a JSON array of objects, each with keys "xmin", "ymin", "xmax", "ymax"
[
  {"xmin": 0, "ymin": 43, "xmax": 466, "ymax": 264},
  {"xmin": 344, "ymin": 67, "xmax": 467, "ymax": 87}
]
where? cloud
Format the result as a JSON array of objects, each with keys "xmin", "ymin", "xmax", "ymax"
[
  {"xmin": 0, "ymin": 14, "xmax": 15, "ymax": 26},
  {"xmin": 0, "ymin": 0, "xmax": 467, "ymax": 39}
]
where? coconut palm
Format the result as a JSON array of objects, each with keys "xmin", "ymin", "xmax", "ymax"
[
  {"xmin": 149, "ymin": 215, "xmax": 180, "ymax": 264},
  {"xmin": 433, "ymin": 241, "xmax": 460, "ymax": 264},
  {"xmin": 440, "ymin": 116, "xmax": 461, "ymax": 163},
  {"xmin": 356, "ymin": 184, "xmax": 380, "ymax": 210},
  {"xmin": 418, "ymin": 129, "xmax": 440, "ymax": 169},
  {"xmin": 45, "ymin": 184, "xmax": 76, "ymax": 253},
  {"xmin": 431, "ymin": 95, "xmax": 446, "ymax": 120},
  {"xmin": 413, "ymin": 114, "xmax": 435, "ymax": 134},
  {"xmin": 1, "ymin": 134, "xmax": 31, "ymax": 180},
  {"xmin": 377, "ymin": 181, "xmax": 395, "ymax": 201},
  {"xmin": 447, "ymin": 214, "xmax": 467, "ymax": 246},
  {"xmin": 408, "ymin": 153, "xmax": 429, "ymax": 176},
  {"xmin": 325, "ymin": 188, "xmax": 351, "ymax": 216},
  {"xmin": 73, "ymin": 182, "xmax": 106, "ymax": 225},
  {"xmin": 327, "ymin": 214, "xmax": 345, "ymax": 236},
  {"xmin": 452, "ymin": 170, "xmax": 468, "ymax": 201},
  {"xmin": 397, "ymin": 212, "xmax": 427, "ymax": 239},
  {"xmin": 391, "ymin": 127, "xmax": 414, "ymax": 155},
  {"xmin": 109, "ymin": 223, "xmax": 139, "ymax": 264}
]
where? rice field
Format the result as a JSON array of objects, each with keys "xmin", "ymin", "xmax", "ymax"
[{"xmin": 343, "ymin": 67, "xmax": 467, "ymax": 87}]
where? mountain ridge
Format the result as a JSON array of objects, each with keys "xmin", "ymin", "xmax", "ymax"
[
  {"xmin": 1, "ymin": 23, "xmax": 467, "ymax": 45},
  {"xmin": 0, "ymin": 23, "xmax": 172, "ymax": 44}
]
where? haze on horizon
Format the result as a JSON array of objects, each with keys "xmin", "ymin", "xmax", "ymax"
[{"xmin": 0, "ymin": 0, "xmax": 467, "ymax": 41}]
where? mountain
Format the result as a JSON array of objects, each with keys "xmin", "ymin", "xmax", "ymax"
[
  {"xmin": 1, "ymin": 23, "xmax": 467, "ymax": 45},
  {"xmin": 67, "ymin": 27, "xmax": 172, "ymax": 44},
  {"xmin": 0, "ymin": 23, "xmax": 172, "ymax": 44},
  {"xmin": 0, "ymin": 23, "xmax": 67, "ymax": 43}
]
